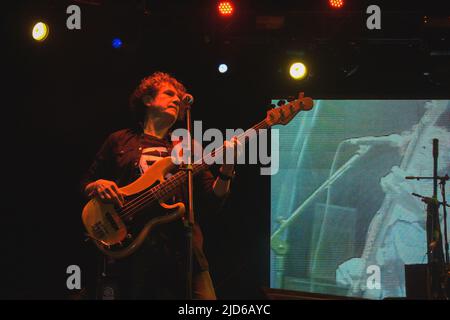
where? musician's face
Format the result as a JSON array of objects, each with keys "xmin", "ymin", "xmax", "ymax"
[{"xmin": 144, "ymin": 83, "xmax": 181, "ymax": 122}]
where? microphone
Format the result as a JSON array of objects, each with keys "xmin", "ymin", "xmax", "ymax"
[
  {"xmin": 344, "ymin": 133, "xmax": 404, "ymax": 147},
  {"xmin": 182, "ymin": 94, "xmax": 194, "ymax": 105}
]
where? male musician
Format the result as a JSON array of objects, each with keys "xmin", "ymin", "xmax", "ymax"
[{"xmin": 81, "ymin": 72, "xmax": 240, "ymax": 299}]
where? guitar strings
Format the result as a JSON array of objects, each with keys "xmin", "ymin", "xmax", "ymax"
[
  {"xmin": 116, "ymin": 120, "xmax": 268, "ymax": 220},
  {"xmin": 116, "ymin": 121, "xmax": 266, "ymax": 220},
  {"xmin": 117, "ymin": 154, "xmax": 217, "ymax": 220}
]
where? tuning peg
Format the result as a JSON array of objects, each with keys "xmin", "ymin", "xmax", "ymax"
[
  {"xmin": 267, "ymin": 104, "xmax": 276, "ymax": 110},
  {"xmin": 277, "ymin": 100, "xmax": 286, "ymax": 106},
  {"xmin": 287, "ymin": 96, "xmax": 295, "ymax": 102}
]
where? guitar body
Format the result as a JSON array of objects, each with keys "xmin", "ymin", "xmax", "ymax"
[{"xmin": 82, "ymin": 157, "xmax": 185, "ymax": 259}]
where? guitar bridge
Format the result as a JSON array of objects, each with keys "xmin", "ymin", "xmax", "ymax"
[{"xmin": 92, "ymin": 222, "xmax": 108, "ymax": 239}]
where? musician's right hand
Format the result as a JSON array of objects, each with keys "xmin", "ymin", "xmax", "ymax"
[{"xmin": 89, "ymin": 179, "xmax": 125, "ymax": 207}]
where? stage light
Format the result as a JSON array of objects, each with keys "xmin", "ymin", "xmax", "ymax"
[
  {"xmin": 289, "ymin": 62, "xmax": 308, "ymax": 80},
  {"xmin": 112, "ymin": 38, "xmax": 123, "ymax": 49},
  {"xmin": 218, "ymin": 1, "xmax": 234, "ymax": 17},
  {"xmin": 32, "ymin": 22, "xmax": 49, "ymax": 41},
  {"xmin": 329, "ymin": 0, "xmax": 344, "ymax": 9},
  {"xmin": 218, "ymin": 64, "xmax": 228, "ymax": 73}
]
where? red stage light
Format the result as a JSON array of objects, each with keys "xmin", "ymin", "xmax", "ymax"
[
  {"xmin": 329, "ymin": 0, "xmax": 344, "ymax": 9},
  {"xmin": 218, "ymin": 1, "xmax": 234, "ymax": 16}
]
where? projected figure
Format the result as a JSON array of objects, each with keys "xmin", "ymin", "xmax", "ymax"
[{"xmin": 336, "ymin": 100, "xmax": 450, "ymax": 299}]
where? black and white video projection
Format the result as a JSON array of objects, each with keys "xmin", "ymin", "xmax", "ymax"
[{"xmin": 270, "ymin": 100, "xmax": 450, "ymax": 299}]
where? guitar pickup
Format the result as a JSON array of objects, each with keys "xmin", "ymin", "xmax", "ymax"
[{"xmin": 105, "ymin": 212, "xmax": 119, "ymax": 231}]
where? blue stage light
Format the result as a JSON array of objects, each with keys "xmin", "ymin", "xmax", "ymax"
[{"xmin": 112, "ymin": 38, "xmax": 123, "ymax": 49}]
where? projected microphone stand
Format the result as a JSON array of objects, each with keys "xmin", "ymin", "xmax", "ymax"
[
  {"xmin": 271, "ymin": 145, "xmax": 372, "ymax": 288},
  {"xmin": 405, "ymin": 138, "xmax": 449, "ymax": 300}
]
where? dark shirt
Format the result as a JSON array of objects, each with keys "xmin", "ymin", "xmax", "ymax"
[{"xmin": 81, "ymin": 128, "xmax": 225, "ymax": 298}]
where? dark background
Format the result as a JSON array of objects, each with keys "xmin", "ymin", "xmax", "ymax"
[{"xmin": 3, "ymin": 0, "xmax": 449, "ymax": 299}]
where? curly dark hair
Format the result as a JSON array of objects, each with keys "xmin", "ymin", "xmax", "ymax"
[{"xmin": 129, "ymin": 72, "xmax": 187, "ymax": 126}]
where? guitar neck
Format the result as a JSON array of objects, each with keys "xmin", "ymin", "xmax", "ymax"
[
  {"xmin": 195, "ymin": 119, "xmax": 270, "ymax": 172},
  {"xmin": 154, "ymin": 119, "xmax": 270, "ymax": 200}
]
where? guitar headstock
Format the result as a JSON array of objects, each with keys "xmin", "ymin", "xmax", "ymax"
[{"xmin": 265, "ymin": 92, "xmax": 314, "ymax": 126}]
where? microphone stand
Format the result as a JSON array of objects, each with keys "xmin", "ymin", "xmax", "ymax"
[
  {"xmin": 182, "ymin": 103, "xmax": 195, "ymax": 300},
  {"xmin": 405, "ymin": 139, "xmax": 449, "ymax": 299}
]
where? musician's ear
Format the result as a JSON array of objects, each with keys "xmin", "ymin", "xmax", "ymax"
[{"xmin": 142, "ymin": 95, "xmax": 153, "ymax": 106}]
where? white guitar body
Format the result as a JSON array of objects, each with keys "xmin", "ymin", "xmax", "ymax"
[{"xmin": 82, "ymin": 157, "xmax": 185, "ymax": 259}]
